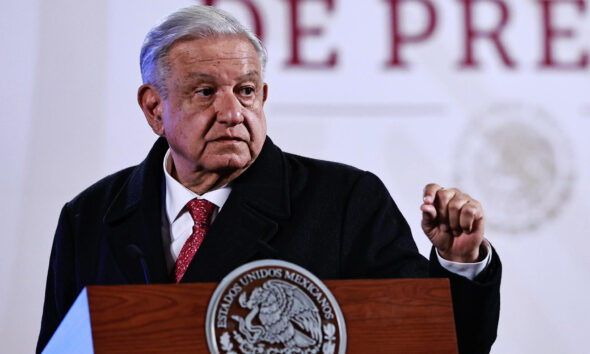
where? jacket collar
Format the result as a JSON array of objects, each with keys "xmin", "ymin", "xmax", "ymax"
[
  {"xmin": 103, "ymin": 137, "xmax": 170, "ymax": 284},
  {"xmin": 103, "ymin": 138, "xmax": 170, "ymax": 223},
  {"xmin": 180, "ymin": 136, "xmax": 292, "ymax": 282},
  {"xmin": 102, "ymin": 136, "xmax": 292, "ymax": 283},
  {"xmin": 232, "ymin": 136, "xmax": 291, "ymax": 219}
]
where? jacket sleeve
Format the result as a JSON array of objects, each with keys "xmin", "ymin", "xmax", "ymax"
[
  {"xmin": 340, "ymin": 171, "xmax": 501, "ymax": 353},
  {"xmin": 36, "ymin": 203, "xmax": 79, "ymax": 353},
  {"xmin": 430, "ymin": 246, "xmax": 502, "ymax": 354},
  {"xmin": 340, "ymin": 171, "xmax": 430, "ymax": 278}
]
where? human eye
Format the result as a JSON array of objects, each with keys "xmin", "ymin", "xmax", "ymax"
[
  {"xmin": 239, "ymin": 86, "xmax": 255, "ymax": 96},
  {"xmin": 196, "ymin": 87, "xmax": 215, "ymax": 97}
]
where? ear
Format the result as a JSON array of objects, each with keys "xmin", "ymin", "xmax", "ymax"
[
  {"xmin": 138, "ymin": 84, "xmax": 165, "ymax": 136},
  {"xmin": 262, "ymin": 83, "xmax": 269, "ymax": 105}
]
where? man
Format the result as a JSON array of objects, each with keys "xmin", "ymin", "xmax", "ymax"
[{"xmin": 37, "ymin": 5, "xmax": 500, "ymax": 353}]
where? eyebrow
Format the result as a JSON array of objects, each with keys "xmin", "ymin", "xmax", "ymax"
[
  {"xmin": 186, "ymin": 73, "xmax": 216, "ymax": 80},
  {"xmin": 236, "ymin": 71, "xmax": 260, "ymax": 81},
  {"xmin": 185, "ymin": 71, "xmax": 261, "ymax": 81}
]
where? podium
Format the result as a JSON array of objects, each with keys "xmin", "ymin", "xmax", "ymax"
[{"xmin": 43, "ymin": 279, "xmax": 458, "ymax": 353}]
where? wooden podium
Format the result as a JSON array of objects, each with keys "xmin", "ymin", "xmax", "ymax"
[{"xmin": 43, "ymin": 279, "xmax": 458, "ymax": 353}]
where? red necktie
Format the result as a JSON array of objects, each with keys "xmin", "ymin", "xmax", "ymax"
[{"xmin": 174, "ymin": 199, "xmax": 215, "ymax": 283}]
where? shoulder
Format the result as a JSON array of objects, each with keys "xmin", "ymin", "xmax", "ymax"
[
  {"xmin": 64, "ymin": 137, "xmax": 167, "ymax": 215},
  {"xmin": 64, "ymin": 166, "xmax": 136, "ymax": 215},
  {"xmin": 284, "ymin": 152, "xmax": 396, "ymax": 216},
  {"xmin": 280, "ymin": 149, "xmax": 387, "ymax": 199},
  {"xmin": 284, "ymin": 151, "xmax": 362, "ymax": 176}
]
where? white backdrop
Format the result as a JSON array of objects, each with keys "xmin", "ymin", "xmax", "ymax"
[{"xmin": 1, "ymin": 0, "xmax": 589, "ymax": 353}]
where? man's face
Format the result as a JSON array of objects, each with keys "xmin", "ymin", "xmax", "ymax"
[{"xmin": 156, "ymin": 36, "xmax": 267, "ymax": 179}]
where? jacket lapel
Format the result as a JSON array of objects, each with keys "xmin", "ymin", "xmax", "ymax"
[
  {"xmin": 180, "ymin": 137, "xmax": 291, "ymax": 282},
  {"xmin": 103, "ymin": 138, "xmax": 170, "ymax": 284},
  {"xmin": 102, "ymin": 137, "xmax": 291, "ymax": 284}
]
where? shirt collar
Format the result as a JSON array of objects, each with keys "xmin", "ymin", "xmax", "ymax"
[{"xmin": 163, "ymin": 149, "xmax": 232, "ymax": 223}]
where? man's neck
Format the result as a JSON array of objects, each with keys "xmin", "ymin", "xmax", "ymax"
[{"xmin": 166, "ymin": 153, "xmax": 243, "ymax": 195}]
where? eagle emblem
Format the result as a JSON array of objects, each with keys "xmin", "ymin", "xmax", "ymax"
[
  {"xmin": 206, "ymin": 260, "xmax": 345, "ymax": 354},
  {"xmin": 231, "ymin": 279, "xmax": 322, "ymax": 350}
]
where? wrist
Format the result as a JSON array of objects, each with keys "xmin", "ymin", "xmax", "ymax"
[{"xmin": 438, "ymin": 240, "xmax": 488, "ymax": 263}]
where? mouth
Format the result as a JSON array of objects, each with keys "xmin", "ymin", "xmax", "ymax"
[{"xmin": 212, "ymin": 136, "xmax": 246, "ymax": 144}]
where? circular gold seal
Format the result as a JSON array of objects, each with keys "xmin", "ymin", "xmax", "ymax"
[{"xmin": 206, "ymin": 260, "xmax": 346, "ymax": 354}]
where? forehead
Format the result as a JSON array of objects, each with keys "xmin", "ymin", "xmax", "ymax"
[{"xmin": 166, "ymin": 36, "xmax": 261, "ymax": 78}]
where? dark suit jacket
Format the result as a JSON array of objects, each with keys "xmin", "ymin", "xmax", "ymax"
[{"xmin": 38, "ymin": 137, "xmax": 500, "ymax": 353}]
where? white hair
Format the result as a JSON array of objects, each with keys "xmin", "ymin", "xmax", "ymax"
[{"xmin": 140, "ymin": 5, "xmax": 267, "ymax": 96}]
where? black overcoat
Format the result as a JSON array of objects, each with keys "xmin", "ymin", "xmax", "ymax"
[{"xmin": 38, "ymin": 137, "xmax": 501, "ymax": 353}]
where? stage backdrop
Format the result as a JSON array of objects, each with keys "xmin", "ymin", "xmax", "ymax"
[{"xmin": 1, "ymin": 0, "xmax": 588, "ymax": 353}]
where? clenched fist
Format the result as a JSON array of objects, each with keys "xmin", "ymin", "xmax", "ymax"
[{"xmin": 420, "ymin": 183, "xmax": 488, "ymax": 263}]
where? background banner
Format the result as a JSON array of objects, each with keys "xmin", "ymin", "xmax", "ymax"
[{"xmin": 1, "ymin": 0, "xmax": 588, "ymax": 352}]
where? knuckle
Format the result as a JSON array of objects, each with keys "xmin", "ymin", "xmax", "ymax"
[
  {"xmin": 448, "ymin": 186, "xmax": 463, "ymax": 194},
  {"xmin": 448, "ymin": 200, "xmax": 461, "ymax": 213},
  {"xmin": 436, "ymin": 189, "xmax": 452, "ymax": 203},
  {"xmin": 460, "ymin": 218, "xmax": 471, "ymax": 228},
  {"xmin": 462, "ymin": 205, "xmax": 477, "ymax": 217}
]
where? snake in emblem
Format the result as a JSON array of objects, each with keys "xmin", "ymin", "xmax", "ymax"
[{"xmin": 231, "ymin": 279, "xmax": 322, "ymax": 349}]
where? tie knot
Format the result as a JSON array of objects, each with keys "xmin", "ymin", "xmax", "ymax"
[{"xmin": 186, "ymin": 199, "xmax": 216, "ymax": 225}]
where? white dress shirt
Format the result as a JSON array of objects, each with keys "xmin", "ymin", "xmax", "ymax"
[
  {"xmin": 162, "ymin": 149, "xmax": 231, "ymax": 271},
  {"xmin": 162, "ymin": 149, "xmax": 491, "ymax": 280}
]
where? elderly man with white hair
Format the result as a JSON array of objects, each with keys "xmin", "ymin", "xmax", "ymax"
[{"xmin": 38, "ymin": 5, "xmax": 500, "ymax": 353}]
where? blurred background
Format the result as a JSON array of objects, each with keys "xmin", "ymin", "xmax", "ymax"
[{"xmin": 1, "ymin": 0, "xmax": 588, "ymax": 352}]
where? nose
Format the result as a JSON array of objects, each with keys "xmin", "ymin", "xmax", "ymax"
[{"xmin": 214, "ymin": 90, "xmax": 244, "ymax": 126}]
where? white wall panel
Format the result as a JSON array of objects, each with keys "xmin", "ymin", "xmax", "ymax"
[{"xmin": 1, "ymin": 1, "xmax": 588, "ymax": 352}]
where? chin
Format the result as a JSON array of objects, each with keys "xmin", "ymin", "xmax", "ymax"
[{"xmin": 206, "ymin": 155, "xmax": 252, "ymax": 174}]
